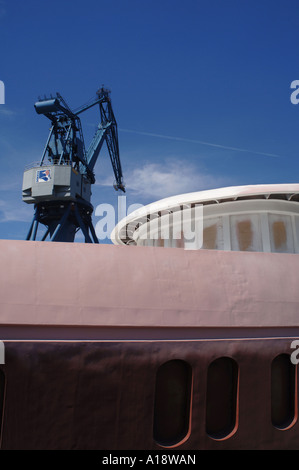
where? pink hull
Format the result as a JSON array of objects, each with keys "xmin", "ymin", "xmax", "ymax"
[{"xmin": 0, "ymin": 240, "xmax": 299, "ymax": 449}]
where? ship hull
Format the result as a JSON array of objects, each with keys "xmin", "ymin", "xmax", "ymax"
[{"xmin": 0, "ymin": 240, "xmax": 299, "ymax": 449}]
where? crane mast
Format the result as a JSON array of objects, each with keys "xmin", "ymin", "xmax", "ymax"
[{"xmin": 22, "ymin": 87, "xmax": 125, "ymax": 243}]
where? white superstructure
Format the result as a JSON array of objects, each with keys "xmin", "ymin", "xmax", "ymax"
[{"xmin": 111, "ymin": 184, "xmax": 299, "ymax": 253}]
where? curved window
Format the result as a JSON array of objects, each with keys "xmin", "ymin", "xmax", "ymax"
[
  {"xmin": 271, "ymin": 354, "xmax": 297, "ymax": 429},
  {"xmin": 153, "ymin": 359, "xmax": 192, "ymax": 447},
  {"xmin": 206, "ymin": 357, "xmax": 239, "ymax": 440}
]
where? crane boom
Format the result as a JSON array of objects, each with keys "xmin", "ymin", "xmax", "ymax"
[
  {"xmin": 22, "ymin": 86, "xmax": 125, "ymax": 243},
  {"xmin": 83, "ymin": 91, "xmax": 125, "ymax": 191}
]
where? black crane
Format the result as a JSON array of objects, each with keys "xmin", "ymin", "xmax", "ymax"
[{"xmin": 22, "ymin": 87, "xmax": 125, "ymax": 243}]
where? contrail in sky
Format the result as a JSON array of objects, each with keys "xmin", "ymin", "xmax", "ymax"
[{"xmin": 119, "ymin": 128, "xmax": 281, "ymax": 158}]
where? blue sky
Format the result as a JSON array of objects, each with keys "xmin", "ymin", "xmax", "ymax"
[{"xmin": 0, "ymin": 0, "xmax": 298, "ymax": 242}]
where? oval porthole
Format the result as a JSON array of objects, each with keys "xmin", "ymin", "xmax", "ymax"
[
  {"xmin": 271, "ymin": 354, "xmax": 297, "ymax": 429},
  {"xmin": 153, "ymin": 359, "xmax": 192, "ymax": 447},
  {"xmin": 0, "ymin": 369, "xmax": 5, "ymax": 446},
  {"xmin": 206, "ymin": 357, "xmax": 239, "ymax": 440}
]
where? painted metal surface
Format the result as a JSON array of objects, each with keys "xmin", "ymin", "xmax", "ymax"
[{"xmin": 0, "ymin": 240, "xmax": 299, "ymax": 449}]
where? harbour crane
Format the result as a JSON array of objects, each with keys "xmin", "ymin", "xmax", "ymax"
[{"xmin": 22, "ymin": 86, "xmax": 125, "ymax": 243}]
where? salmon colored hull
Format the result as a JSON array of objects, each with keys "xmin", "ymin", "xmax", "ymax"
[{"xmin": 0, "ymin": 240, "xmax": 299, "ymax": 449}]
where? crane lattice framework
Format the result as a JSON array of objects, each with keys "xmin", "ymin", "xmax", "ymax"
[{"xmin": 22, "ymin": 87, "xmax": 125, "ymax": 243}]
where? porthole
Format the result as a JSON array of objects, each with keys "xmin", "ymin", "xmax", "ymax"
[
  {"xmin": 153, "ymin": 359, "xmax": 192, "ymax": 447},
  {"xmin": 0, "ymin": 369, "xmax": 5, "ymax": 445},
  {"xmin": 271, "ymin": 354, "xmax": 297, "ymax": 429},
  {"xmin": 206, "ymin": 357, "xmax": 239, "ymax": 440}
]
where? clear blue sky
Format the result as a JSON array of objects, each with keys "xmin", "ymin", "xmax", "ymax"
[{"xmin": 0, "ymin": 0, "xmax": 298, "ymax": 241}]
